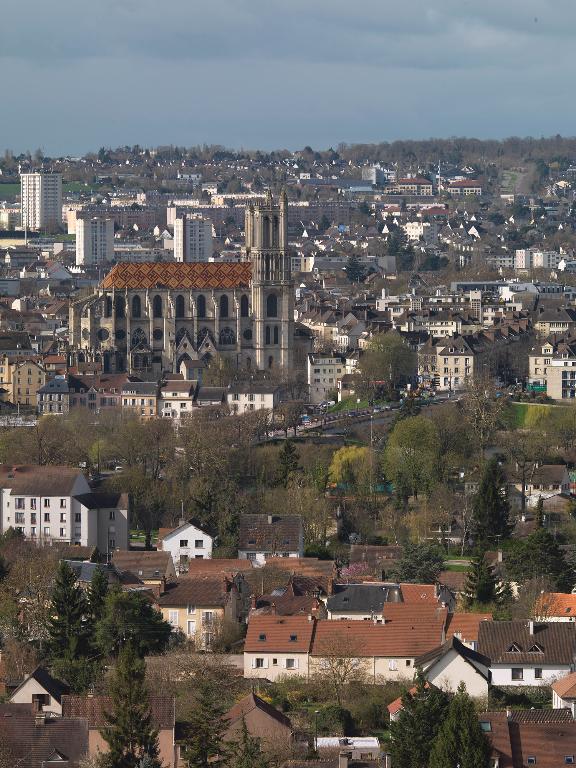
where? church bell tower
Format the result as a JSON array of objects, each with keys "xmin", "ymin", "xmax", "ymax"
[{"xmin": 246, "ymin": 190, "xmax": 293, "ymax": 370}]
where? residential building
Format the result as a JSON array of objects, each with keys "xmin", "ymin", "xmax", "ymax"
[
  {"xmin": 62, "ymin": 695, "xmax": 176, "ymax": 768},
  {"xmin": 223, "ymin": 692, "xmax": 292, "ymax": 749},
  {"xmin": 515, "ymin": 248, "xmax": 563, "ymax": 271},
  {"xmin": 517, "ymin": 464, "xmax": 571, "ymax": 506},
  {"xmin": 158, "ymin": 520, "xmax": 213, "ymax": 571},
  {"xmin": 173, "ymin": 214, "xmax": 213, "ymax": 262},
  {"xmin": 478, "ymin": 620, "xmax": 576, "ymax": 687},
  {"xmin": 10, "ymin": 358, "xmax": 48, "ymax": 408},
  {"xmin": 238, "ymin": 514, "xmax": 304, "ymax": 564},
  {"xmin": 447, "ymin": 180, "xmax": 483, "ymax": 196},
  {"xmin": 415, "ymin": 636, "xmax": 491, "ymax": 699},
  {"xmin": 8, "ymin": 666, "xmax": 69, "ymax": 716},
  {"xmin": 0, "ymin": 464, "xmax": 129, "ymax": 551},
  {"xmin": 226, "ymin": 382, "xmax": 280, "ymax": 414},
  {"xmin": 157, "ymin": 575, "xmax": 245, "ymax": 648},
  {"xmin": 395, "ymin": 178, "xmax": 434, "ymax": 196},
  {"xmin": 534, "ymin": 307, "xmax": 576, "ymax": 337},
  {"xmin": 21, "ymin": 171, "xmax": 62, "ymax": 232},
  {"xmin": 552, "ymin": 670, "xmax": 576, "ymax": 712},
  {"xmin": 111, "ymin": 551, "xmax": 176, "ymax": 595},
  {"xmin": 121, "ymin": 381, "xmax": 158, "ymax": 418},
  {"xmin": 535, "ymin": 593, "xmax": 576, "ymax": 622},
  {"xmin": 307, "ymin": 353, "xmax": 346, "ymax": 404},
  {"xmin": 244, "ymin": 615, "xmax": 316, "ymax": 681},
  {"xmin": 75, "ymin": 214, "xmax": 114, "ymax": 266},
  {"xmin": 158, "ymin": 379, "xmax": 196, "ymax": 419}
]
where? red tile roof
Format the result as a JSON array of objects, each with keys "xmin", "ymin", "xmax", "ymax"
[
  {"xmin": 245, "ymin": 615, "xmax": 316, "ymax": 653},
  {"xmin": 552, "ymin": 670, "xmax": 576, "ymax": 699},
  {"xmin": 101, "ymin": 262, "xmax": 252, "ymax": 290},
  {"xmin": 447, "ymin": 612, "xmax": 493, "ymax": 644}
]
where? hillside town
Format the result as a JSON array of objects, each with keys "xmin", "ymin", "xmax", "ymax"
[{"xmin": 3, "ymin": 137, "xmax": 576, "ymax": 767}]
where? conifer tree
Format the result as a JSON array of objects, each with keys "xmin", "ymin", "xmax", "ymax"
[
  {"xmin": 101, "ymin": 643, "xmax": 161, "ymax": 768},
  {"xmin": 277, "ymin": 440, "xmax": 300, "ymax": 487},
  {"xmin": 389, "ymin": 671, "xmax": 450, "ymax": 768},
  {"xmin": 47, "ymin": 561, "xmax": 88, "ymax": 661},
  {"xmin": 87, "ymin": 565, "xmax": 109, "ymax": 625},
  {"xmin": 472, "ymin": 457, "xmax": 511, "ymax": 544},
  {"xmin": 182, "ymin": 672, "xmax": 227, "ymax": 768},
  {"xmin": 429, "ymin": 683, "xmax": 490, "ymax": 768},
  {"xmin": 535, "ymin": 496, "xmax": 545, "ymax": 528},
  {"xmin": 227, "ymin": 717, "xmax": 268, "ymax": 768},
  {"xmin": 463, "ymin": 553, "xmax": 504, "ymax": 607}
]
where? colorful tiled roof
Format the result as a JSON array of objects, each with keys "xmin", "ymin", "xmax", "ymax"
[{"xmin": 101, "ymin": 262, "xmax": 252, "ymax": 290}]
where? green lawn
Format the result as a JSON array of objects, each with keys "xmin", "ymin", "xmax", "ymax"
[
  {"xmin": 508, "ymin": 401, "xmax": 561, "ymax": 429},
  {"xmin": 0, "ymin": 180, "xmax": 94, "ymax": 202}
]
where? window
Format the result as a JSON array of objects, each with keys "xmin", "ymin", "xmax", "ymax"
[
  {"xmin": 219, "ymin": 294, "xmax": 229, "ymax": 318},
  {"xmin": 15, "ymin": 513, "xmax": 24, "ymax": 524},
  {"xmin": 202, "ymin": 611, "xmax": 214, "ymax": 626},
  {"xmin": 44, "ymin": 513, "xmax": 50, "ymax": 522},
  {"xmin": 59, "ymin": 528, "xmax": 66, "ymax": 537},
  {"xmin": 480, "ymin": 721, "xmax": 492, "ymax": 732},
  {"xmin": 195, "ymin": 540, "xmax": 203, "ymax": 548},
  {"xmin": 285, "ymin": 658, "xmax": 296, "ymax": 669},
  {"xmin": 60, "ymin": 513, "xmax": 66, "ymax": 523},
  {"xmin": 512, "ymin": 668, "xmax": 524, "ymax": 681},
  {"xmin": 153, "ymin": 295, "xmax": 163, "ymax": 318},
  {"xmin": 527, "ymin": 758, "xmax": 536, "ymax": 766},
  {"xmin": 565, "ymin": 757, "xmax": 574, "ymax": 765},
  {"xmin": 255, "ymin": 658, "xmax": 265, "ymax": 668},
  {"xmin": 109, "ymin": 510, "xmax": 115, "ymax": 521},
  {"xmin": 30, "ymin": 498, "xmax": 36, "ymax": 510},
  {"xmin": 44, "ymin": 526, "xmax": 50, "ymax": 536},
  {"xmin": 197, "ymin": 294, "xmax": 206, "ymax": 318},
  {"xmin": 44, "ymin": 499, "xmax": 50, "ymax": 508},
  {"xmin": 240, "ymin": 294, "xmax": 249, "ymax": 317},
  {"xmin": 15, "ymin": 498, "xmax": 25, "ymax": 509},
  {"xmin": 507, "ymin": 643, "xmax": 522, "ymax": 653},
  {"xmin": 272, "ymin": 658, "xmax": 278, "ymax": 666},
  {"xmin": 534, "ymin": 668, "xmax": 543, "ymax": 679},
  {"xmin": 60, "ymin": 499, "xmax": 66, "ymax": 508},
  {"xmin": 388, "ymin": 659, "xmax": 398, "ymax": 671},
  {"xmin": 109, "ymin": 538, "xmax": 116, "ymax": 549},
  {"xmin": 405, "ymin": 659, "xmax": 411, "ymax": 666},
  {"xmin": 266, "ymin": 294, "xmax": 278, "ymax": 318},
  {"xmin": 289, "ymin": 634, "xmax": 298, "ymax": 642},
  {"xmin": 75, "ymin": 513, "xmax": 81, "ymax": 523},
  {"xmin": 187, "ymin": 604, "xmax": 195, "ymax": 615},
  {"xmin": 168, "ymin": 610, "xmax": 179, "ymax": 627},
  {"xmin": 175, "ymin": 295, "xmax": 185, "ymax": 318},
  {"xmin": 180, "ymin": 539, "xmax": 189, "ymax": 547},
  {"xmin": 259, "ymin": 633, "xmax": 267, "ymax": 641}
]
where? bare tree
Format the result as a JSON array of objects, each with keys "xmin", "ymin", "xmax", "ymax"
[{"xmin": 311, "ymin": 633, "xmax": 367, "ymax": 706}]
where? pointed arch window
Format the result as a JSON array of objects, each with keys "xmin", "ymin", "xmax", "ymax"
[
  {"xmin": 105, "ymin": 296, "xmax": 112, "ymax": 318},
  {"xmin": 115, "ymin": 296, "xmax": 125, "ymax": 319},
  {"xmin": 175, "ymin": 295, "xmax": 185, "ymax": 318},
  {"xmin": 132, "ymin": 295, "xmax": 141, "ymax": 318},
  {"xmin": 219, "ymin": 294, "xmax": 229, "ymax": 318},
  {"xmin": 265, "ymin": 326, "xmax": 271, "ymax": 345},
  {"xmin": 266, "ymin": 293, "xmax": 278, "ymax": 318},
  {"xmin": 153, "ymin": 295, "xmax": 163, "ymax": 318},
  {"xmin": 197, "ymin": 294, "xmax": 206, "ymax": 318},
  {"xmin": 240, "ymin": 294, "xmax": 249, "ymax": 317},
  {"xmin": 273, "ymin": 326, "xmax": 279, "ymax": 345}
]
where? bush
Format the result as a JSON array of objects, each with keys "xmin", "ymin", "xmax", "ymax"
[
  {"xmin": 316, "ymin": 704, "xmax": 353, "ymax": 736},
  {"xmin": 489, "ymin": 685, "xmax": 552, "ymax": 709}
]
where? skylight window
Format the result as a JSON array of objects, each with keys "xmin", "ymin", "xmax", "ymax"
[{"xmin": 258, "ymin": 633, "xmax": 266, "ymax": 641}]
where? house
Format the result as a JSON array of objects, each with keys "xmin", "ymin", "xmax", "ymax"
[
  {"xmin": 478, "ymin": 620, "xmax": 576, "ymax": 687},
  {"xmin": 61, "ymin": 694, "xmax": 176, "ymax": 768},
  {"xmin": 445, "ymin": 612, "xmax": 492, "ymax": 649},
  {"xmin": 521, "ymin": 464, "xmax": 571, "ymax": 506},
  {"xmin": 0, "ymin": 464, "xmax": 129, "ymax": 552},
  {"xmin": 157, "ymin": 575, "xmax": 244, "ymax": 648},
  {"xmin": 552, "ymin": 671, "xmax": 576, "ymax": 714},
  {"xmin": 251, "ymin": 574, "xmax": 327, "ymax": 618},
  {"xmin": 0, "ymin": 703, "xmax": 89, "ymax": 768},
  {"xmin": 238, "ymin": 514, "xmax": 304, "ymax": 564},
  {"xmin": 535, "ymin": 592, "xmax": 576, "ymax": 622},
  {"xmin": 326, "ymin": 582, "xmax": 447, "ymax": 620},
  {"xmin": 8, "ymin": 666, "xmax": 70, "ymax": 716},
  {"xmin": 223, "ymin": 692, "xmax": 292, "ymax": 749},
  {"xmin": 121, "ymin": 381, "xmax": 158, "ymax": 418},
  {"xmin": 415, "ymin": 636, "xmax": 491, "ymax": 698},
  {"xmin": 112, "ymin": 550, "xmax": 176, "ymax": 595},
  {"xmin": 244, "ymin": 615, "xmax": 316, "ymax": 681},
  {"xmin": 158, "ymin": 380, "xmax": 196, "ymax": 420},
  {"xmin": 10, "ymin": 359, "xmax": 48, "ymax": 409},
  {"xmin": 349, "ymin": 544, "xmax": 402, "ymax": 580},
  {"xmin": 158, "ymin": 520, "xmax": 213, "ymax": 571},
  {"xmin": 307, "ymin": 353, "xmax": 346, "ymax": 404},
  {"xmin": 226, "ymin": 382, "xmax": 281, "ymax": 414}
]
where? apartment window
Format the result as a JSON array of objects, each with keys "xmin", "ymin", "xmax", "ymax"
[
  {"xmin": 75, "ymin": 513, "xmax": 81, "ymax": 523},
  {"xmin": 15, "ymin": 498, "xmax": 25, "ymax": 509},
  {"xmin": 31, "ymin": 526, "xmax": 36, "ymax": 536},
  {"xmin": 44, "ymin": 499, "xmax": 50, "ymax": 508},
  {"xmin": 59, "ymin": 528, "xmax": 66, "ymax": 538},
  {"xmin": 195, "ymin": 540, "xmax": 203, "ymax": 548},
  {"xmin": 15, "ymin": 513, "xmax": 24, "ymax": 524},
  {"xmin": 534, "ymin": 668, "xmax": 543, "ymax": 679},
  {"xmin": 30, "ymin": 498, "xmax": 36, "ymax": 510},
  {"xmin": 30, "ymin": 513, "xmax": 36, "ymax": 524},
  {"xmin": 60, "ymin": 499, "xmax": 66, "ymax": 508},
  {"xmin": 180, "ymin": 539, "xmax": 189, "ymax": 547},
  {"xmin": 60, "ymin": 513, "xmax": 66, "ymax": 523},
  {"xmin": 511, "ymin": 668, "xmax": 524, "ymax": 681},
  {"xmin": 44, "ymin": 513, "xmax": 50, "ymax": 522},
  {"xmin": 43, "ymin": 526, "xmax": 50, "ymax": 536},
  {"xmin": 109, "ymin": 510, "xmax": 115, "ymax": 521}
]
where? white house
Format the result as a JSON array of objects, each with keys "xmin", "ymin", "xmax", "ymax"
[
  {"xmin": 478, "ymin": 620, "xmax": 576, "ymax": 687},
  {"xmin": 238, "ymin": 514, "xmax": 304, "ymax": 564},
  {"xmin": 552, "ymin": 671, "xmax": 576, "ymax": 715},
  {"xmin": 0, "ymin": 464, "xmax": 129, "ymax": 553},
  {"xmin": 226, "ymin": 383, "xmax": 280, "ymax": 415},
  {"xmin": 158, "ymin": 521, "xmax": 213, "ymax": 572},
  {"xmin": 8, "ymin": 666, "xmax": 69, "ymax": 716},
  {"xmin": 416, "ymin": 636, "xmax": 491, "ymax": 699}
]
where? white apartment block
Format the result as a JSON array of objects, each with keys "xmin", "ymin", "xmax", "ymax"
[
  {"xmin": 173, "ymin": 214, "xmax": 213, "ymax": 262},
  {"xmin": 76, "ymin": 215, "xmax": 114, "ymax": 266},
  {"xmin": 0, "ymin": 465, "xmax": 129, "ymax": 552},
  {"xmin": 20, "ymin": 172, "xmax": 62, "ymax": 232},
  {"xmin": 514, "ymin": 249, "xmax": 563, "ymax": 271},
  {"xmin": 307, "ymin": 353, "xmax": 346, "ymax": 404},
  {"xmin": 227, "ymin": 384, "xmax": 280, "ymax": 414}
]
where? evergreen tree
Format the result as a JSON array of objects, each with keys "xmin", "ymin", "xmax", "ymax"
[
  {"xmin": 47, "ymin": 561, "xmax": 88, "ymax": 662},
  {"xmin": 506, "ymin": 528, "xmax": 571, "ymax": 591},
  {"xmin": 535, "ymin": 496, "xmax": 544, "ymax": 528},
  {"xmin": 429, "ymin": 683, "xmax": 490, "ymax": 768},
  {"xmin": 472, "ymin": 458, "xmax": 511, "ymax": 544},
  {"xmin": 88, "ymin": 565, "xmax": 109, "ymax": 625},
  {"xmin": 389, "ymin": 671, "xmax": 450, "ymax": 768},
  {"xmin": 96, "ymin": 587, "xmax": 172, "ymax": 658},
  {"xmin": 101, "ymin": 643, "xmax": 160, "ymax": 768},
  {"xmin": 463, "ymin": 553, "xmax": 504, "ymax": 607},
  {"xmin": 182, "ymin": 673, "xmax": 227, "ymax": 768},
  {"xmin": 277, "ymin": 440, "xmax": 300, "ymax": 487},
  {"xmin": 345, "ymin": 254, "xmax": 365, "ymax": 283},
  {"xmin": 227, "ymin": 717, "xmax": 268, "ymax": 768}
]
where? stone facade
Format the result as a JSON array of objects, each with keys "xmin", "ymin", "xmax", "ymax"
[{"xmin": 69, "ymin": 192, "xmax": 299, "ymax": 378}]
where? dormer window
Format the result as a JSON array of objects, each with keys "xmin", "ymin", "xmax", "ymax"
[
  {"xmin": 507, "ymin": 643, "xmax": 522, "ymax": 652},
  {"xmin": 289, "ymin": 634, "xmax": 298, "ymax": 642},
  {"xmin": 529, "ymin": 644, "xmax": 544, "ymax": 653},
  {"xmin": 258, "ymin": 633, "xmax": 266, "ymax": 641}
]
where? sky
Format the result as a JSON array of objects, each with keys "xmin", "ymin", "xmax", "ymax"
[{"xmin": 1, "ymin": 0, "xmax": 575, "ymax": 156}]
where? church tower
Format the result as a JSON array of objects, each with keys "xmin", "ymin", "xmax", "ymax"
[{"xmin": 246, "ymin": 190, "xmax": 293, "ymax": 370}]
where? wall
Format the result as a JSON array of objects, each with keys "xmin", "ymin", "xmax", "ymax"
[
  {"xmin": 491, "ymin": 664, "xmax": 571, "ymax": 687},
  {"xmin": 244, "ymin": 652, "xmax": 309, "ymax": 681},
  {"xmin": 424, "ymin": 650, "xmax": 489, "ymax": 698}
]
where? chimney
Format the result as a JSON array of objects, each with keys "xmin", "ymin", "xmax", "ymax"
[
  {"xmin": 339, "ymin": 751, "xmax": 352, "ymax": 768},
  {"xmin": 250, "ymin": 594, "xmax": 257, "ymax": 611},
  {"xmin": 267, "ymin": 515, "xmax": 274, "ymax": 525},
  {"xmin": 529, "ymin": 620, "xmax": 535, "ymax": 635},
  {"xmin": 35, "ymin": 712, "xmax": 46, "ymax": 726},
  {"xmin": 270, "ymin": 602, "xmax": 277, "ymax": 615},
  {"xmin": 506, "ymin": 709, "xmax": 512, "ymax": 720},
  {"xmin": 32, "ymin": 697, "xmax": 42, "ymax": 714}
]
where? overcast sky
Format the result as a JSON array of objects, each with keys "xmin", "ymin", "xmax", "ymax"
[{"xmin": 1, "ymin": 0, "xmax": 574, "ymax": 155}]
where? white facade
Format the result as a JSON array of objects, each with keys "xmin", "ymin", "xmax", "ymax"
[
  {"xmin": 161, "ymin": 521, "xmax": 213, "ymax": 571},
  {"xmin": 490, "ymin": 662, "xmax": 571, "ymax": 687},
  {"xmin": 244, "ymin": 651, "xmax": 309, "ymax": 680},
  {"xmin": 173, "ymin": 214, "xmax": 213, "ymax": 262},
  {"xmin": 308, "ymin": 353, "xmax": 346, "ymax": 404},
  {"xmin": 21, "ymin": 172, "xmax": 62, "ymax": 232},
  {"xmin": 76, "ymin": 215, "xmax": 114, "ymax": 266},
  {"xmin": 227, "ymin": 386, "xmax": 280, "ymax": 414},
  {"xmin": 0, "ymin": 471, "xmax": 128, "ymax": 553},
  {"xmin": 422, "ymin": 648, "xmax": 489, "ymax": 698}
]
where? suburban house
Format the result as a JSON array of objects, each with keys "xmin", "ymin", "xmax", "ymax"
[
  {"xmin": 0, "ymin": 464, "xmax": 129, "ymax": 552},
  {"xmin": 326, "ymin": 582, "xmax": 454, "ymax": 620},
  {"xmin": 251, "ymin": 575, "xmax": 327, "ymax": 618},
  {"xmin": 535, "ymin": 592, "xmax": 576, "ymax": 622},
  {"xmin": 238, "ymin": 514, "xmax": 304, "ymax": 564},
  {"xmin": 553, "ymin": 671, "xmax": 576, "ymax": 714},
  {"xmin": 223, "ymin": 692, "xmax": 293, "ymax": 750},
  {"xmin": 157, "ymin": 575, "xmax": 245, "ymax": 649},
  {"xmin": 112, "ymin": 550, "xmax": 176, "ymax": 595},
  {"xmin": 226, "ymin": 382, "xmax": 281, "ymax": 414},
  {"xmin": 61, "ymin": 695, "xmax": 176, "ymax": 768},
  {"xmin": 244, "ymin": 615, "xmax": 317, "ymax": 681},
  {"xmin": 158, "ymin": 380, "xmax": 196, "ymax": 419},
  {"xmin": 415, "ymin": 636, "xmax": 491, "ymax": 698},
  {"xmin": 121, "ymin": 381, "xmax": 158, "ymax": 418},
  {"xmin": 478, "ymin": 620, "xmax": 576, "ymax": 687},
  {"xmin": 158, "ymin": 520, "xmax": 213, "ymax": 571},
  {"xmin": 520, "ymin": 464, "xmax": 571, "ymax": 506},
  {"xmin": 8, "ymin": 666, "xmax": 70, "ymax": 716},
  {"xmin": 0, "ymin": 702, "xmax": 89, "ymax": 768}
]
